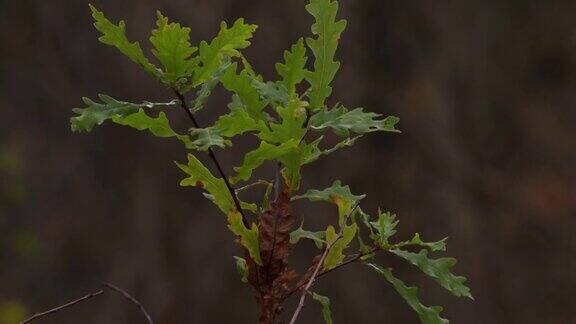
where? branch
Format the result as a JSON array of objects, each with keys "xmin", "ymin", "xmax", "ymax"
[
  {"xmin": 21, "ymin": 290, "xmax": 105, "ymax": 324},
  {"xmin": 20, "ymin": 283, "xmax": 155, "ymax": 324},
  {"xmin": 288, "ymin": 242, "xmax": 331, "ymax": 324},
  {"xmin": 235, "ymin": 180, "xmax": 272, "ymax": 193},
  {"xmin": 174, "ymin": 90, "xmax": 249, "ymax": 227},
  {"xmin": 103, "ymin": 283, "xmax": 154, "ymax": 324},
  {"xmin": 284, "ymin": 247, "xmax": 379, "ymax": 299},
  {"xmin": 287, "ymin": 204, "xmax": 360, "ymax": 324}
]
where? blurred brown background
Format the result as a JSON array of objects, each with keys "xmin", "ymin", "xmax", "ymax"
[{"xmin": 1, "ymin": 0, "xmax": 575, "ymax": 323}]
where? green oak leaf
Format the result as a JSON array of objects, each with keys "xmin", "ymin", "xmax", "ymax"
[
  {"xmin": 353, "ymin": 207, "xmax": 374, "ymax": 235},
  {"xmin": 234, "ymin": 256, "xmax": 249, "ymax": 283},
  {"xmin": 352, "ymin": 208, "xmax": 376, "ymax": 256},
  {"xmin": 227, "ymin": 210, "xmax": 262, "ymax": 265},
  {"xmin": 276, "ymin": 38, "xmax": 308, "ymax": 94},
  {"xmin": 294, "ymin": 180, "xmax": 365, "ymax": 225},
  {"xmin": 112, "ymin": 109, "xmax": 193, "ymax": 148},
  {"xmin": 390, "ymin": 249, "xmax": 473, "ymax": 299},
  {"xmin": 324, "ymin": 223, "xmax": 357, "ymax": 270},
  {"xmin": 366, "ymin": 263, "xmax": 449, "ymax": 324},
  {"xmin": 314, "ymin": 135, "xmax": 361, "ymax": 158},
  {"xmin": 150, "ymin": 11, "xmax": 198, "ymax": 87},
  {"xmin": 240, "ymin": 201, "xmax": 258, "ymax": 213},
  {"xmin": 278, "ymin": 138, "xmax": 323, "ymax": 191},
  {"xmin": 310, "ymin": 105, "xmax": 400, "ymax": 137},
  {"xmin": 221, "ymin": 63, "xmax": 267, "ymax": 120},
  {"xmin": 305, "ymin": 0, "xmax": 347, "ymax": 110},
  {"xmin": 251, "ymin": 79, "xmax": 290, "ymax": 107},
  {"xmin": 260, "ymin": 181, "xmax": 274, "ymax": 212},
  {"xmin": 370, "ymin": 210, "xmax": 398, "ymax": 247},
  {"xmin": 397, "ymin": 233, "xmax": 447, "ymax": 252},
  {"xmin": 214, "ymin": 95, "xmax": 269, "ymax": 138},
  {"xmin": 189, "ymin": 127, "xmax": 231, "ymax": 151},
  {"xmin": 89, "ymin": 5, "xmax": 160, "ymax": 78},
  {"xmin": 190, "ymin": 58, "xmax": 231, "ymax": 113},
  {"xmin": 70, "ymin": 94, "xmax": 177, "ymax": 132},
  {"xmin": 176, "ymin": 154, "xmax": 235, "ymax": 214},
  {"xmin": 231, "ymin": 140, "xmax": 298, "ymax": 184},
  {"xmin": 193, "ymin": 19, "xmax": 258, "ymax": 86},
  {"xmin": 258, "ymin": 98, "xmax": 307, "ymax": 144},
  {"xmin": 290, "ymin": 224, "xmax": 325, "ymax": 248},
  {"xmin": 202, "ymin": 193, "xmax": 256, "ymax": 213},
  {"xmin": 311, "ymin": 292, "xmax": 333, "ymax": 324},
  {"xmin": 277, "ymin": 135, "xmax": 360, "ymax": 191}
]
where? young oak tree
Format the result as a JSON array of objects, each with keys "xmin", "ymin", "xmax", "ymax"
[{"xmin": 69, "ymin": 0, "xmax": 473, "ymax": 323}]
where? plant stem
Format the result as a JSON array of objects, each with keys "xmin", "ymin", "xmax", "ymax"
[
  {"xmin": 21, "ymin": 290, "xmax": 105, "ymax": 323},
  {"xmin": 284, "ymin": 247, "xmax": 380, "ymax": 300},
  {"xmin": 288, "ymin": 243, "xmax": 331, "ymax": 324},
  {"xmin": 174, "ymin": 90, "xmax": 249, "ymax": 227},
  {"xmin": 103, "ymin": 283, "xmax": 154, "ymax": 324},
  {"xmin": 20, "ymin": 282, "xmax": 155, "ymax": 324},
  {"xmin": 287, "ymin": 204, "xmax": 359, "ymax": 324}
]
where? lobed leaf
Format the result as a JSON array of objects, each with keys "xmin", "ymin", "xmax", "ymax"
[
  {"xmin": 279, "ymin": 136, "xmax": 360, "ymax": 191},
  {"xmin": 290, "ymin": 225, "xmax": 325, "ymax": 248},
  {"xmin": 214, "ymin": 95, "xmax": 269, "ymax": 138},
  {"xmin": 276, "ymin": 38, "xmax": 308, "ymax": 94},
  {"xmin": 370, "ymin": 211, "xmax": 398, "ymax": 247},
  {"xmin": 231, "ymin": 140, "xmax": 299, "ymax": 184},
  {"xmin": 311, "ymin": 292, "xmax": 334, "ymax": 324},
  {"xmin": 294, "ymin": 180, "xmax": 365, "ymax": 225},
  {"xmin": 310, "ymin": 105, "xmax": 401, "ymax": 137},
  {"xmin": 251, "ymin": 79, "xmax": 290, "ymax": 107},
  {"xmin": 366, "ymin": 263, "xmax": 449, "ymax": 324},
  {"xmin": 390, "ymin": 249, "xmax": 473, "ymax": 299},
  {"xmin": 305, "ymin": 0, "xmax": 347, "ymax": 110},
  {"xmin": 189, "ymin": 127, "xmax": 231, "ymax": 151},
  {"xmin": 221, "ymin": 63, "xmax": 267, "ymax": 120},
  {"xmin": 234, "ymin": 256, "xmax": 249, "ymax": 283},
  {"xmin": 176, "ymin": 154, "xmax": 235, "ymax": 213},
  {"xmin": 112, "ymin": 109, "xmax": 193, "ymax": 148},
  {"xmin": 258, "ymin": 98, "xmax": 307, "ymax": 144},
  {"xmin": 193, "ymin": 19, "xmax": 258, "ymax": 86},
  {"xmin": 70, "ymin": 94, "xmax": 177, "ymax": 132},
  {"xmin": 227, "ymin": 211, "xmax": 262, "ymax": 265},
  {"xmin": 323, "ymin": 223, "xmax": 357, "ymax": 270},
  {"xmin": 190, "ymin": 58, "xmax": 231, "ymax": 113},
  {"xmin": 397, "ymin": 233, "xmax": 447, "ymax": 252},
  {"xmin": 278, "ymin": 139, "xmax": 323, "ymax": 191},
  {"xmin": 89, "ymin": 5, "xmax": 160, "ymax": 78},
  {"xmin": 150, "ymin": 12, "xmax": 198, "ymax": 87}
]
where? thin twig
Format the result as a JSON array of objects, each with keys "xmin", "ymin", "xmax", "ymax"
[
  {"xmin": 284, "ymin": 247, "xmax": 380, "ymax": 299},
  {"xmin": 235, "ymin": 180, "xmax": 272, "ymax": 193},
  {"xmin": 21, "ymin": 283, "xmax": 155, "ymax": 324},
  {"xmin": 20, "ymin": 290, "xmax": 105, "ymax": 323},
  {"xmin": 288, "ymin": 243, "xmax": 330, "ymax": 324},
  {"xmin": 287, "ymin": 204, "xmax": 359, "ymax": 324},
  {"xmin": 174, "ymin": 90, "xmax": 249, "ymax": 227},
  {"xmin": 103, "ymin": 282, "xmax": 154, "ymax": 324}
]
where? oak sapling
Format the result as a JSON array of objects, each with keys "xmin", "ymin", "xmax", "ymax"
[{"xmin": 70, "ymin": 1, "xmax": 473, "ymax": 323}]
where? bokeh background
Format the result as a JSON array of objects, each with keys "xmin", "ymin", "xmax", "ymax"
[{"xmin": 1, "ymin": 0, "xmax": 575, "ymax": 323}]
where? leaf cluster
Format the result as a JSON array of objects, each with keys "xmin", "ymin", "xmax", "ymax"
[{"xmin": 71, "ymin": 1, "xmax": 471, "ymax": 323}]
